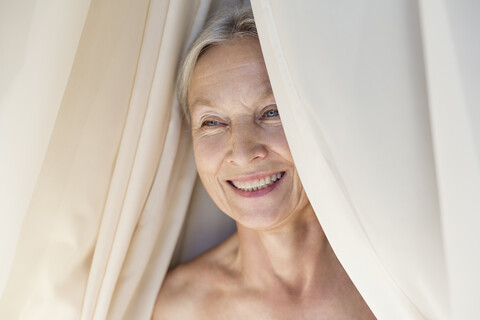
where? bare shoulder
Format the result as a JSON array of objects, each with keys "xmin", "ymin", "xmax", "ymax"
[
  {"xmin": 152, "ymin": 263, "xmax": 198, "ymax": 320},
  {"xmin": 152, "ymin": 234, "xmax": 239, "ymax": 320}
]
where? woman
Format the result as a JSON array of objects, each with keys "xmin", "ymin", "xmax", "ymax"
[{"xmin": 154, "ymin": 6, "xmax": 375, "ymax": 319}]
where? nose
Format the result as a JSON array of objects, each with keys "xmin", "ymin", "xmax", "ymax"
[{"xmin": 227, "ymin": 121, "xmax": 267, "ymax": 166}]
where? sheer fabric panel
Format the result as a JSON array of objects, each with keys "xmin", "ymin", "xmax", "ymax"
[
  {"xmin": 0, "ymin": 0, "xmax": 209, "ymax": 318},
  {"xmin": 418, "ymin": 1, "xmax": 480, "ymax": 318},
  {"xmin": 0, "ymin": 0, "xmax": 92, "ymax": 298},
  {"xmin": 251, "ymin": 0, "xmax": 478, "ymax": 318}
]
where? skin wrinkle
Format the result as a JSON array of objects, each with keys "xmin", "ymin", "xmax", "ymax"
[
  {"xmin": 153, "ymin": 37, "xmax": 375, "ymax": 320},
  {"xmin": 190, "ymin": 80, "xmax": 274, "ymax": 114}
]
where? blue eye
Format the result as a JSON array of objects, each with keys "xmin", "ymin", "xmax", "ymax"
[
  {"xmin": 202, "ymin": 120, "xmax": 220, "ymax": 127},
  {"xmin": 264, "ymin": 109, "xmax": 279, "ymax": 118}
]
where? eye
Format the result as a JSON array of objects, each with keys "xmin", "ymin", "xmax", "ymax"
[
  {"xmin": 201, "ymin": 120, "xmax": 220, "ymax": 127},
  {"xmin": 262, "ymin": 108, "xmax": 279, "ymax": 118}
]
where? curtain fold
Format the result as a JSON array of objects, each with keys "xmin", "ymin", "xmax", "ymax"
[
  {"xmin": 418, "ymin": 1, "xmax": 480, "ymax": 319},
  {"xmin": 83, "ymin": 0, "xmax": 210, "ymax": 318},
  {"xmin": 0, "ymin": 0, "xmax": 92, "ymax": 298},
  {"xmin": 251, "ymin": 0, "xmax": 479, "ymax": 319},
  {"xmin": 0, "ymin": 0, "xmax": 210, "ymax": 318}
]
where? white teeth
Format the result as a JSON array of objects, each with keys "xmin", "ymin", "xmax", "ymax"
[{"xmin": 231, "ymin": 172, "xmax": 284, "ymax": 191}]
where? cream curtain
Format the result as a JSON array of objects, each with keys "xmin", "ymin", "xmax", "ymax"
[
  {"xmin": 1, "ymin": 0, "xmax": 478, "ymax": 319},
  {"xmin": 0, "ymin": 0, "xmax": 211, "ymax": 318},
  {"xmin": 251, "ymin": 0, "xmax": 480, "ymax": 319},
  {"xmin": 0, "ymin": 0, "xmax": 92, "ymax": 297}
]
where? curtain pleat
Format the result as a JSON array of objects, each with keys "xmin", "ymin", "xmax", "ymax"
[
  {"xmin": 83, "ymin": 0, "xmax": 210, "ymax": 318},
  {"xmin": 418, "ymin": 1, "xmax": 480, "ymax": 319}
]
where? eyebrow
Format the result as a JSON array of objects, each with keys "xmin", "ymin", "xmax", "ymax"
[
  {"xmin": 189, "ymin": 99, "xmax": 215, "ymax": 122},
  {"xmin": 189, "ymin": 80, "xmax": 275, "ymax": 113},
  {"xmin": 190, "ymin": 98, "xmax": 213, "ymax": 110},
  {"xmin": 259, "ymin": 80, "xmax": 274, "ymax": 99}
]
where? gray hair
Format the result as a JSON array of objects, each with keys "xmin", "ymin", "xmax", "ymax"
[{"xmin": 177, "ymin": 5, "xmax": 258, "ymax": 122}]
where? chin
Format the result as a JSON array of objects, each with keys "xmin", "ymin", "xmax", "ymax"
[{"xmin": 229, "ymin": 206, "xmax": 296, "ymax": 231}]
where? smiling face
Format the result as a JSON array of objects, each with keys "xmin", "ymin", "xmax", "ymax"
[{"xmin": 188, "ymin": 37, "xmax": 310, "ymax": 230}]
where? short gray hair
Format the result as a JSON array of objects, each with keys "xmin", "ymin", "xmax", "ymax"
[{"xmin": 177, "ymin": 5, "xmax": 258, "ymax": 122}]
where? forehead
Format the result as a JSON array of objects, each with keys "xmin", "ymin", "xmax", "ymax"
[{"xmin": 188, "ymin": 38, "xmax": 273, "ymax": 112}]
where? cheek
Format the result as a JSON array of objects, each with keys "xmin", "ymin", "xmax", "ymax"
[
  {"xmin": 269, "ymin": 125, "xmax": 293, "ymax": 162},
  {"xmin": 268, "ymin": 126, "xmax": 304, "ymax": 197},
  {"xmin": 192, "ymin": 135, "xmax": 233, "ymax": 213},
  {"xmin": 192, "ymin": 134, "xmax": 226, "ymax": 180}
]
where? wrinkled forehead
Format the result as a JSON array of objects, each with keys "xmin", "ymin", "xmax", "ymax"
[{"xmin": 188, "ymin": 38, "xmax": 274, "ymax": 111}]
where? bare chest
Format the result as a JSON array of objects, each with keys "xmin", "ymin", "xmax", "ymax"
[{"xmin": 193, "ymin": 289, "xmax": 375, "ymax": 320}]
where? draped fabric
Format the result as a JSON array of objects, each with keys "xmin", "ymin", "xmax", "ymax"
[
  {"xmin": 251, "ymin": 0, "xmax": 480, "ymax": 319},
  {"xmin": 1, "ymin": 0, "xmax": 478, "ymax": 319},
  {"xmin": 0, "ymin": 0, "xmax": 211, "ymax": 318},
  {"xmin": 0, "ymin": 0, "xmax": 92, "ymax": 297}
]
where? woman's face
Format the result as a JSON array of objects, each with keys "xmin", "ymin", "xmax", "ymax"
[{"xmin": 188, "ymin": 37, "xmax": 309, "ymax": 230}]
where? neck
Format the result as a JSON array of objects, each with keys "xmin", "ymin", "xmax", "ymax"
[{"xmin": 233, "ymin": 203, "xmax": 333, "ymax": 295}]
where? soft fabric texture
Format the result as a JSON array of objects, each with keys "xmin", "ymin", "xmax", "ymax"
[
  {"xmin": 252, "ymin": 0, "xmax": 479, "ymax": 319},
  {"xmin": 0, "ymin": 0, "xmax": 209, "ymax": 318}
]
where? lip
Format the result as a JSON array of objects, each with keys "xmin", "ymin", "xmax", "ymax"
[{"xmin": 227, "ymin": 171, "xmax": 285, "ymax": 198}]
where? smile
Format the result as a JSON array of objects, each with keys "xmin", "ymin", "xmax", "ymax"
[{"xmin": 229, "ymin": 172, "xmax": 285, "ymax": 191}]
